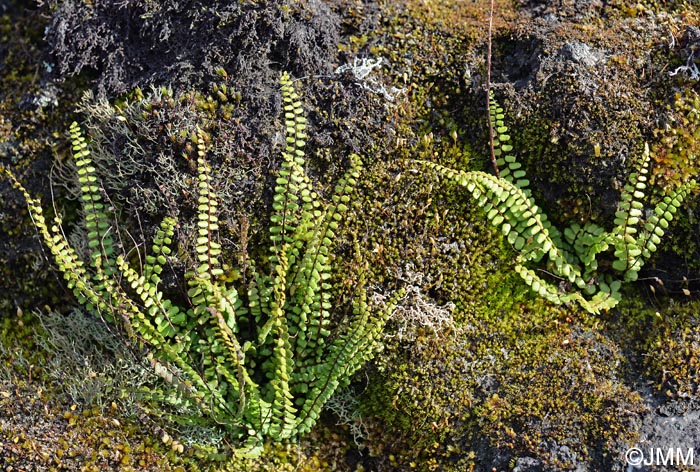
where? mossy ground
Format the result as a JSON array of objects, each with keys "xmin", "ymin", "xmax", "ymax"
[{"xmin": 2, "ymin": 0, "xmax": 700, "ymax": 471}]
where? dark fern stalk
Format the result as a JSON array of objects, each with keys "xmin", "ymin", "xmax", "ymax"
[
  {"xmin": 4, "ymin": 72, "xmax": 403, "ymax": 458},
  {"xmin": 485, "ymin": 0, "xmax": 499, "ymax": 177},
  {"xmin": 421, "ymin": 94, "xmax": 696, "ymax": 314}
]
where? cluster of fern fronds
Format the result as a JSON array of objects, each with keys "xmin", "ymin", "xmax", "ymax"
[
  {"xmin": 423, "ymin": 92, "xmax": 696, "ymax": 313},
  {"xmin": 4, "ymin": 72, "xmax": 401, "ymax": 457}
]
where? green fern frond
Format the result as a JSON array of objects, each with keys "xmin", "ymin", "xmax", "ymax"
[
  {"xmin": 421, "ymin": 161, "xmax": 584, "ymax": 286},
  {"xmin": 490, "ymin": 92, "xmax": 529, "ymax": 191},
  {"xmin": 294, "ymin": 285, "xmax": 405, "ymax": 435},
  {"xmin": 288, "ymin": 154, "xmax": 363, "ymax": 362},
  {"xmin": 271, "ymin": 72, "xmax": 310, "ymax": 260},
  {"xmin": 265, "ymin": 249, "xmax": 298, "ymax": 439},
  {"xmin": 71, "ymin": 122, "xmax": 117, "ymax": 276},
  {"xmin": 562, "ymin": 222, "xmax": 608, "ymax": 282},
  {"xmin": 628, "ymin": 181, "xmax": 695, "ymax": 277},
  {"xmin": 143, "ymin": 216, "xmax": 176, "ymax": 286},
  {"xmin": 609, "ymin": 143, "xmax": 651, "ymax": 276}
]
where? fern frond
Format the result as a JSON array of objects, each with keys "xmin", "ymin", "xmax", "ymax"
[
  {"xmin": 627, "ymin": 181, "xmax": 695, "ymax": 278},
  {"xmin": 5, "ymin": 72, "xmax": 398, "ymax": 458},
  {"xmin": 422, "ymin": 161, "xmax": 584, "ymax": 288},
  {"xmin": 271, "ymin": 72, "xmax": 309, "ymax": 263},
  {"xmin": 143, "ymin": 216, "xmax": 176, "ymax": 286},
  {"xmin": 295, "ymin": 286, "xmax": 404, "ymax": 435},
  {"xmin": 422, "ymin": 93, "xmax": 695, "ymax": 313},
  {"xmin": 103, "ymin": 258, "xmax": 223, "ymax": 411},
  {"xmin": 489, "ymin": 92, "xmax": 530, "ymax": 191},
  {"xmin": 582, "ymin": 278, "xmax": 622, "ymax": 313},
  {"xmin": 563, "ymin": 222, "xmax": 608, "ymax": 280},
  {"xmin": 289, "ymin": 154, "xmax": 363, "ymax": 363},
  {"xmin": 3, "ymin": 170, "xmax": 112, "ymax": 314},
  {"xmin": 514, "ymin": 264, "xmax": 569, "ymax": 305},
  {"xmin": 191, "ymin": 130, "xmax": 223, "ymax": 282},
  {"xmin": 115, "ymin": 254, "xmax": 184, "ymax": 341},
  {"xmin": 609, "ymin": 143, "xmax": 651, "ymax": 276},
  {"xmin": 265, "ymin": 249, "xmax": 297, "ymax": 440},
  {"xmin": 71, "ymin": 122, "xmax": 117, "ymax": 277}
]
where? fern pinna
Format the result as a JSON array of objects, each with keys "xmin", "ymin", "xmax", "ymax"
[
  {"xmin": 422, "ymin": 92, "xmax": 696, "ymax": 314},
  {"xmin": 4, "ymin": 72, "xmax": 401, "ymax": 458}
]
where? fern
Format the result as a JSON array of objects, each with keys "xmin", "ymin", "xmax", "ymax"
[
  {"xmin": 5, "ymin": 72, "xmax": 402, "ymax": 458},
  {"xmin": 422, "ymin": 92, "xmax": 696, "ymax": 313}
]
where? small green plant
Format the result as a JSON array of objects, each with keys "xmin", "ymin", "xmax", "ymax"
[
  {"xmin": 422, "ymin": 92, "xmax": 696, "ymax": 313},
  {"xmin": 4, "ymin": 72, "xmax": 402, "ymax": 458}
]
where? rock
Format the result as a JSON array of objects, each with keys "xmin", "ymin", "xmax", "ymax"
[
  {"xmin": 512, "ymin": 456, "xmax": 543, "ymax": 471},
  {"xmin": 559, "ymin": 41, "xmax": 605, "ymax": 68}
]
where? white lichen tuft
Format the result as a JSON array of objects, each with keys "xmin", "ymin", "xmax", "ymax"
[
  {"xmin": 373, "ymin": 264, "xmax": 456, "ymax": 342},
  {"xmin": 335, "ymin": 56, "xmax": 406, "ymax": 102}
]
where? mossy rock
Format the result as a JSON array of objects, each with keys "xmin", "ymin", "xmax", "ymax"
[
  {"xmin": 0, "ymin": 2, "xmax": 83, "ymax": 314},
  {"xmin": 359, "ymin": 278, "xmax": 646, "ymax": 471},
  {"xmin": 2, "ymin": 0, "xmax": 700, "ymax": 470}
]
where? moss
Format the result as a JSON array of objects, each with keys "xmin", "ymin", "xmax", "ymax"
[
  {"xmin": 609, "ymin": 295, "xmax": 700, "ymax": 409},
  {"xmin": 358, "ymin": 265, "xmax": 646, "ymax": 470},
  {"xmin": 44, "ymin": 0, "xmax": 342, "ymax": 96},
  {"xmin": 640, "ymin": 300, "xmax": 700, "ymax": 399},
  {"xmin": 344, "ymin": 90, "xmax": 645, "ymax": 469},
  {"xmin": 615, "ymin": 0, "xmax": 699, "ymax": 15},
  {"xmin": 0, "ymin": 306, "xmax": 50, "ymax": 381},
  {"xmin": 213, "ymin": 440, "xmax": 337, "ymax": 472},
  {"xmin": 0, "ymin": 305, "xmax": 350, "ymax": 471},
  {"xmin": 0, "ymin": 382, "xmax": 202, "ymax": 471},
  {"xmin": 474, "ymin": 325, "xmax": 644, "ymax": 468},
  {"xmin": 475, "ymin": 2, "xmax": 700, "ymax": 231},
  {"xmin": 333, "ymin": 4, "xmax": 694, "ymax": 465},
  {"xmin": 0, "ymin": 307, "xmax": 196, "ymax": 470},
  {"xmin": 652, "ymin": 90, "xmax": 700, "ymax": 189}
]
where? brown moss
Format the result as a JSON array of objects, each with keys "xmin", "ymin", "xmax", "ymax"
[
  {"xmin": 642, "ymin": 300, "xmax": 700, "ymax": 399},
  {"xmin": 652, "ymin": 90, "xmax": 700, "ymax": 189},
  {"xmin": 475, "ymin": 326, "xmax": 644, "ymax": 469}
]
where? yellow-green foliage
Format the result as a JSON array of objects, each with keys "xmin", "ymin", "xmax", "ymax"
[
  {"xmin": 334, "ymin": 119, "xmax": 644, "ymax": 470},
  {"xmin": 4, "ymin": 72, "xmax": 402, "ymax": 459},
  {"xmin": 333, "ymin": 5, "xmax": 640, "ymax": 464}
]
